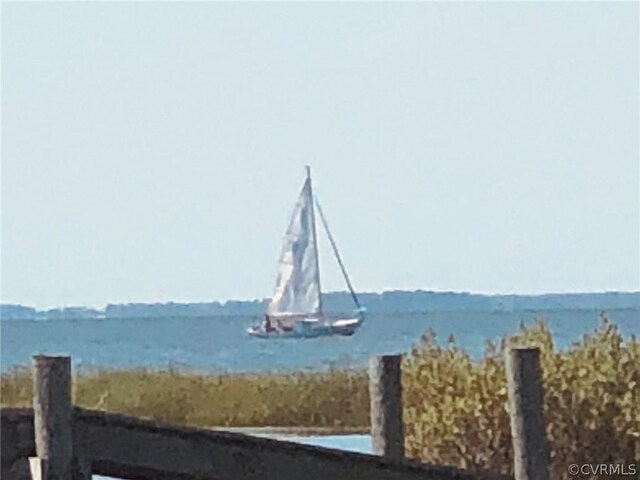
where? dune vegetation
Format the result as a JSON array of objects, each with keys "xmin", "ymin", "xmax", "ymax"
[
  {"xmin": 2, "ymin": 315, "xmax": 638, "ymax": 479},
  {"xmin": 402, "ymin": 315, "xmax": 639, "ymax": 478}
]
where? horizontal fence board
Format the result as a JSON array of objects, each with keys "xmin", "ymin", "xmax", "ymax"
[
  {"xmin": 1, "ymin": 408, "xmax": 36, "ymax": 446},
  {"xmin": 2, "ymin": 408, "xmax": 509, "ymax": 480},
  {"xmin": 75, "ymin": 408, "xmax": 475, "ymax": 480},
  {"xmin": 1, "ymin": 409, "xmax": 36, "ymax": 476}
]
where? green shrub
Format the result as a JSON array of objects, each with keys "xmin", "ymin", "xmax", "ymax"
[{"xmin": 403, "ymin": 314, "xmax": 640, "ymax": 479}]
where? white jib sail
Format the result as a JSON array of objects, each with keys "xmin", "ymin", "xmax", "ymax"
[{"xmin": 267, "ymin": 175, "xmax": 321, "ymax": 318}]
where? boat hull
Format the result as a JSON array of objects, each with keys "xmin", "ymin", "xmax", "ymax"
[{"xmin": 247, "ymin": 316, "xmax": 363, "ymax": 339}]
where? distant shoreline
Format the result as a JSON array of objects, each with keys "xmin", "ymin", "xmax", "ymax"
[{"xmin": 2, "ymin": 290, "xmax": 639, "ymax": 321}]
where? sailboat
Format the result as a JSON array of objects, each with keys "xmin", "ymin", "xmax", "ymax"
[{"xmin": 247, "ymin": 166, "xmax": 365, "ymax": 339}]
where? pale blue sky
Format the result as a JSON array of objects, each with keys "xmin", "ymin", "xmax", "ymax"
[{"xmin": 2, "ymin": 2, "xmax": 638, "ymax": 309}]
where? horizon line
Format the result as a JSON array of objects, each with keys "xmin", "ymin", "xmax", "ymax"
[{"xmin": 2, "ymin": 288, "xmax": 639, "ymax": 311}]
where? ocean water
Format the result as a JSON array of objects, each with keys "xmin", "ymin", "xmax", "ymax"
[{"xmin": 1, "ymin": 309, "xmax": 638, "ymax": 373}]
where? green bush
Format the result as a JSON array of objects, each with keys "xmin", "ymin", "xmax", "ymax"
[{"xmin": 403, "ymin": 314, "xmax": 640, "ymax": 479}]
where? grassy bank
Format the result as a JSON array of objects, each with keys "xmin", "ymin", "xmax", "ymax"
[
  {"xmin": 2, "ymin": 315, "xmax": 638, "ymax": 479},
  {"xmin": 1, "ymin": 364, "xmax": 370, "ymax": 429}
]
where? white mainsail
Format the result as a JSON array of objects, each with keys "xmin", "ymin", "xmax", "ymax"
[
  {"xmin": 266, "ymin": 171, "xmax": 322, "ymax": 318},
  {"xmin": 248, "ymin": 166, "xmax": 365, "ymax": 338}
]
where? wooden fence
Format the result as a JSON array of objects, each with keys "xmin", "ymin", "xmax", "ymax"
[{"xmin": 1, "ymin": 349, "xmax": 549, "ymax": 480}]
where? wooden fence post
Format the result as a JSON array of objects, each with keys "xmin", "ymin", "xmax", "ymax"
[
  {"xmin": 505, "ymin": 347, "xmax": 549, "ymax": 480},
  {"xmin": 369, "ymin": 354, "xmax": 404, "ymax": 460},
  {"xmin": 30, "ymin": 355, "xmax": 73, "ymax": 480}
]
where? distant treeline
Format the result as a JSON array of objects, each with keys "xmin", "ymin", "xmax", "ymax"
[{"xmin": 1, "ymin": 291, "xmax": 639, "ymax": 321}]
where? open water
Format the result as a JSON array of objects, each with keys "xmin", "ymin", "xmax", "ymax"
[{"xmin": 2, "ymin": 309, "xmax": 638, "ymax": 372}]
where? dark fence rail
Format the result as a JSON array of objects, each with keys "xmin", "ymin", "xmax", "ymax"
[
  {"xmin": 2, "ymin": 407, "xmax": 505, "ymax": 480},
  {"xmin": 2, "ymin": 408, "xmax": 35, "ymax": 480}
]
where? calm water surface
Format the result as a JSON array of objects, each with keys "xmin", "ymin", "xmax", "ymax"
[{"xmin": 2, "ymin": 309, "xmax": 638, "ymax": 372}]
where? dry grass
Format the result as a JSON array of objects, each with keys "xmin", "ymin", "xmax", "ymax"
[{"xmin": 1, "ymin": 365, "xmax": 369, "ymax": 428}]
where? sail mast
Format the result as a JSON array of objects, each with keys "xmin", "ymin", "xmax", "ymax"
[
  {"xmin": 314, "ymin": 197, "xmax": 362, "ymax": 311},
  {"xmin": 306, "ymin": 165, "xmax": 323, "ymax": 315}
]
